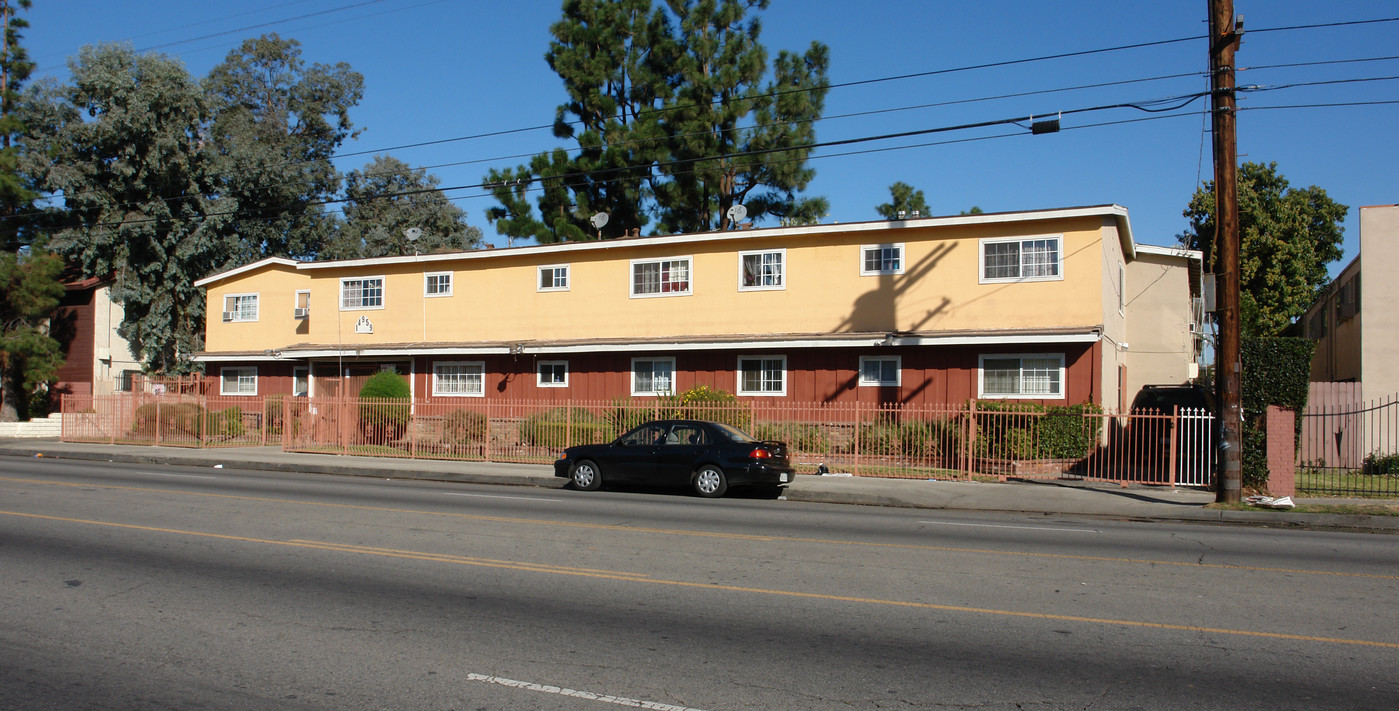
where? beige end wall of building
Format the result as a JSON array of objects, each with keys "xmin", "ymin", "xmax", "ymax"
[
  {"xmin": 1361, "ymin": 205, "xmax": 1399, "ymax": 403},
  {"xmin": 1124, "ymin": 249, "xmax": 1198, "ymax": 408},
  {"xmin": 92, "ymin": 284, "xmax": 141, "ymax": 395}
]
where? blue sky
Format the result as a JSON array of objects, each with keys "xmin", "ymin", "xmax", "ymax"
[{"xmin": 21, "ymin": 1, "xmax": 1398, "ymax": 276}]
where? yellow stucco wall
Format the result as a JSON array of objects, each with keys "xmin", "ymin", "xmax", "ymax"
[{"xmin": 202, "ymin": 217, "xmax": 1115, "ymax": 352}]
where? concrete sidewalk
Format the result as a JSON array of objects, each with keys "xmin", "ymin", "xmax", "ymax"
[{"xmin": 2, "ymin": 439, "xmax": 1395, "ymax": 531}]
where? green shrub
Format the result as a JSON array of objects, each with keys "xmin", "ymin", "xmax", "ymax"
[
  {"xmin": 1038, "ymin": 403, "xmax": 1102, "ymax": 458},
  {"xmin": 443, "ymin": 409, "xmax": 488, "ymax": 446},
  {"xmin": 751, "ymin": 422, "xmax": 832, "ymax": 453},
  {"xmin": 857, "ymin": 417, "xmax": 961, "ymax": 461},
  {"xmin": 263, "ymin": 395, "xmax": 284, "ymax": 436},
  {"xmin": 133, "ymin": 402, "xmax": 206, "ymax": 437},
  {"xmin": 672, "ymin": 385, "xmax": 751, "ymax": 430},
  {"xmin": 1241, "ymin": 338, "xmax": 1315, "ymax": 489},
  {"xmin": 209, "ymin": 406, "xmax": 245, "ymax": 439},
  {"xmin": 518, "ymin": 407, "xmax": 606, "ymax": 448},
  {"xmin": 604, "ymin": 398, "xmax": 657, "ymax": 439},
  {"xmin": 358, "ymin": 371, "xmax": 411, "ymax": 442},
  {"xmin": 1362, "ymin": 451, "xmax": 1399, "ymax": 477}
]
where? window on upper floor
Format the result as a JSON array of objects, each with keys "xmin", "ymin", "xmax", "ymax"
[
  {"xmin": 980, "ymin": 236, "xmax": 1063, "ymax": 283},
  {"xmin": 737, "ymin": 356, "xmax": 786, "ymax": 396},
  {"xmin": 433, "ymin": 361, "xmax": 485, "ymax": 397},
  {"xmin": 341, "ymin": 276, "xmax": 385, "ymax": 310},
  {"xmin": 539, "ymin": 264, "xmax": 570, "ymax": 292},
  {"xmin": 632, "ymin": 258, "xmax": 691, "ymax": 297},
  {"xmin": 739, "ymin": 249, "xmax": 785, "ymax": 290},
  {"xmin": 632, "ymin": 357, "xmax": 675, "ymax": 396},
  {"xmin": 858, "ymin": 356, "xmax": 901, "ymax": 387},
  {"xmin": 222, "ymin": 293, "xmax": 258, "ymax": 322},
  {"xmin": 979, "ymin": 354, "xmax": 1064, "ymax": 399},
  {"xmin": 538, "ymin": 361, "xmax": 568, "ymax": 388},
  {"xmin": 861, "ymin": 244, "xmax": 903, "ymax": 276},
  {"xmin": 425, "ymin": 272, "xmax": 452, "ymax": 297},
  {"xmin": 220, "ymin": 366, "xmax": 258, "ymax": 396}
]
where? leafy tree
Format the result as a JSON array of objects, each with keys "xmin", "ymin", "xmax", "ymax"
[
  {"xmin": 653, "ymin": 0, "xmax": 829, "ymax": 233},
  {"xmin": 484, "ymin": 0, "xmax": 830, "ymax": 242},
  {"xmin": 0, "ymin": 249, "xmax": 63, "ymax": 421},
  {"xmin": 0, "ymin": 0, "xmax": 33, "ymax": 252},
  {"xmin": 960, "ymin": 206, "xmax": 984, "ymax": 215},
  {"xmin": 323, "ymin": 155, "xmax": 482, "ymax": 259},
  {"xmin": 203, "ymin": 34, "xmax": 363, "ymax": 260},
  {"xmin": 23, "ymin": 43, "xmax": 237, "ymax": 373},
  {"xmin": 1180, "ymin": 161, "xmax": 1347, "ymax": 336},
  {"xmin": 875, "ymin": 182, "xmax": 930, "ymax": 219}
]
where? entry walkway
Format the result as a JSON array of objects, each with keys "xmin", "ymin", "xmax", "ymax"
[{"xmin": 1, "ymin": 439, "xmax": 1394, "ymax": 531}]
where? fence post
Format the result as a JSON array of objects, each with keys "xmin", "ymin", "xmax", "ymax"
[
  {"xmin": 1168, "ymin": 405, "xmax": 1179, "ymax": 487},
  {"xmin": 484, "ymin": 400, "xmax": 492, "ymax": 461},
  {"xmin": 852, "ymin": 399, "xmax": 861, "ymax": 477},
  {"xmin": 154, "ymin": 398, "xmax": 161, "ymax": 447},
  {"xmin": 565, "ymin": 403, "xmax": 572, "ymax": 449},
  {"xmin": 964, "ymin": 400, "xmax": 976, "ymax": 480}
]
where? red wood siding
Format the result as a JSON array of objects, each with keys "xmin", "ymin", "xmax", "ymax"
[{"xmin": 52, "ymin": 287, "xmax": 96, "ymax": 399}]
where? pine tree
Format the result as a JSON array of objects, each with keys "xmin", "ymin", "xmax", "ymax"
[{"xmin": 325, "ymin": 155, "xmax": 483, "ymax": 258}]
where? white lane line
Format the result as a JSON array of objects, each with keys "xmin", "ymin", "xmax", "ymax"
[
  {"xmin": 466, "ymin": 673, "xmax": 708, "ymax": 710},
  {"xmin": 919, "ymin": 520, "xmax": 1100, "ymax": 533},
  {"xmin": 443, "ymin": 492, "xmax": 561, "ymax": 502},
  {"xmin": 149, "ymin": 473, "xmax": 218, "ymax": 480}
]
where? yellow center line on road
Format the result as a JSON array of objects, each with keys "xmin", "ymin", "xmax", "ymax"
[
  {"xmin": 4, "ymin": 475, "xmax": 1398, "ymax": 581},
  {"xmin": 4, "ymin": 508, "xmax": 1397, "ymax": 651}
]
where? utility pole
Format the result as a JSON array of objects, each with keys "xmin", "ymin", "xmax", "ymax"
[{"xmin": 1210, "ymin": 0, "xmax": 1243, "ymax": 503}]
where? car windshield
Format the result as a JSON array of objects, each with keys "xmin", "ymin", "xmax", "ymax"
[{"xmin": 711, "ymin": 422, "xmax": 757, "ymax": 442}]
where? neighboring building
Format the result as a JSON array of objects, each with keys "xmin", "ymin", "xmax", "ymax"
[
  {"xmin": 1303, "ymin": 204, "xmax": 1399, "ymax": 403},
  {"xmin": 192, "ymin": 205, "xmax": 1202, "ymax": 410},
  {"xmin": 51, "ymin": 277, "xmax": 142, "ymax": 402}
]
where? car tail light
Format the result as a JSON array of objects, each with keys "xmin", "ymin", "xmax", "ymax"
[{"xmin": 749, "ymin": 447, "xmax": 772, "ymax": 459}]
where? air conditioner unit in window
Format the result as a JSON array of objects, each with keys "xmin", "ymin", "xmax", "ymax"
[
  {"xmin": 222, "ymin": 311, "xmax": 235, "ymax": 322},
  {"xmin": 294, "ymin": 308, "xmax": 310, "ymax": 319}
]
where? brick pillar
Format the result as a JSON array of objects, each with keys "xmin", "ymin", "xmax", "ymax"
[{"xmin": 1265, "ymin": 405, "xmax": 1296, "ymax": 497}]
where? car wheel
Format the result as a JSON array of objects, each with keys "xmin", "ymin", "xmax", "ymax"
[
  {"xmin": 692, "ymin": 465, "xmax": 728, "ymax": 498},
  {"xmin": 570, "ymin": 460, "xmax": 602, "ymax": 491}
]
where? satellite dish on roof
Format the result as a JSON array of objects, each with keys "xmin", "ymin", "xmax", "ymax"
[
  {"xmin": 726, "ymin": 204, "xmax": 748, "ymax": 225},
  {"xmin": 404, "ymin": 227, "xmax": 423, "ymax": 242},
  {"xmin": 589, "ymin": 212, "xmax": 609, "ymax": 229}
]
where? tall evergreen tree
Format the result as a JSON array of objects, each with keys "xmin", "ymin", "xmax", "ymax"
[
  {"xmin": 324, "ymin": 155, "xmax": 482, "ymax": 259},
  {"xmin": 484, "ymin": 0, "xmax": 829, "ymax": 242},
  {"xmin": 655, "ymin": 0, "xmax": 828, "ymax": 233},
  {"xmin": 1180, "ymin": 161, "xmax": 1347, "ymax": 336},
  {"xmin": 24, "ymin": 44, "xmax": 237, "ymax": 373},
  {"xmin": 203, "ymin": 34, "xmax": 363, "ymax": 260},
  {"xmin": 0, "ymin": 249, "xmax": 63, "ymax": 421},
  {"xmin": 875, "ymin": 182, "xmax": 931, "ymax": 219}
]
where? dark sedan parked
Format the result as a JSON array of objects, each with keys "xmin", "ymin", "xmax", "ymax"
[{"xmin": 554, "ymin": 419, "xmax": 796, "ymax": 498}]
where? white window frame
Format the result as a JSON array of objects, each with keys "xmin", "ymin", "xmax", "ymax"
[
  {"xmin": 858, "ymin": 355, "xmax": 902, "ymax": 387},
  {"xmin": 978, "ymin": 235, "xmax": 1064, "ymax": 284},
  {"xmin": 425, "ymin": 272, "xmax": 453, "ymax": 297},
  {"xmin": 292, "ymin": 366, "xmax": 310, "ymax": 398},
  {"xmin": 860, "ymin": 243, "xmax": 904, "ymax": 276},
  {"xmin": 340, "ymin": 276, "xmax": 385, "ymax": 310},
  {"xmin": 736, "ymin": 355, "xmax": 787, "ymax": 396},
  {"xmin": 977, "ymin": 353, "xmax": 1066, "ymax": 399},
  {"xmin": 630, "ymin": 257, "xmax": 692, "ymax": 298},
  {"xmin": 537, "ymin": 360, "xmax": 569, "ymax": 388},
  {"xmin": 538, "ymin": 264, "xmax": 570, "ymax": 292},
  {"xmin": 219, "ymin": 366, "xmax": 258, "ymax": 396},
  {"xmin": 223, "ymin": 293, "xmax": 259, "ymax": 322},
  {"xmin": 631, "ymin": 357, "xmax": 676, "ymax": 396},
  {"xmin": 432, "ymin": 361, "xmax": 485, "ymax": 397},
  {"xmin": 738, "ymin": 249, "xmax": 786, "ymax": 291}
]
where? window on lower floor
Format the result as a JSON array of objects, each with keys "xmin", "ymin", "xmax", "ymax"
[
  {"xmin": 979, "ymin": 354, "xmax": 1064, "ymax": 398},
  {"xmin": 293, "ymin": 367, "xmax": 309, "ymax": 397},
  {"xmin": 220, "ymin": 366, "xmax": 258, "ymax": 396},
  {"xmin": 538, "ymin": 361, "xmax": 568, "ymax": 388},
  {"xmin": 433, "ymin": 361, "xmax": 485, "ymax": 396},
  {"xmin": 117, "ymin": 369, "xmax": 139, "ymax": 392},
  {"xmin": 632, "ymin": 357, "xmax": 675, "ymax": 396},
  {"xmin": 737, "ymin": 356, "xmax": 786, "ymax": 395},
  {"xmin": 858, "ymin": 356, "xmax": 901, "ymax": 387}
]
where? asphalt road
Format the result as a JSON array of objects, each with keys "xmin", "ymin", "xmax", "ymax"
[{"xmin": 2, "ymin": 457, "xmax": 1396, "ymax": 710}]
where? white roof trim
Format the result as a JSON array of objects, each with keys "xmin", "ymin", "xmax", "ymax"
[
  {"xmin": 194, "ymin": 257, "xmax": 299, "ymax": 288},
  {"xmin": 1134, "ymin": 243, "xmax": 1203, "ymax": 260},
  {"xmin": 191, "ymin": 354, "xmax": 284, "ymax": 362},
  {"xmin": 886, "ymin": 333, "xmax": 1100, "ymax": 347},
  {"xmin": 285, "ymin": 205, "xmax": 1133, "ymax": 272}
]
